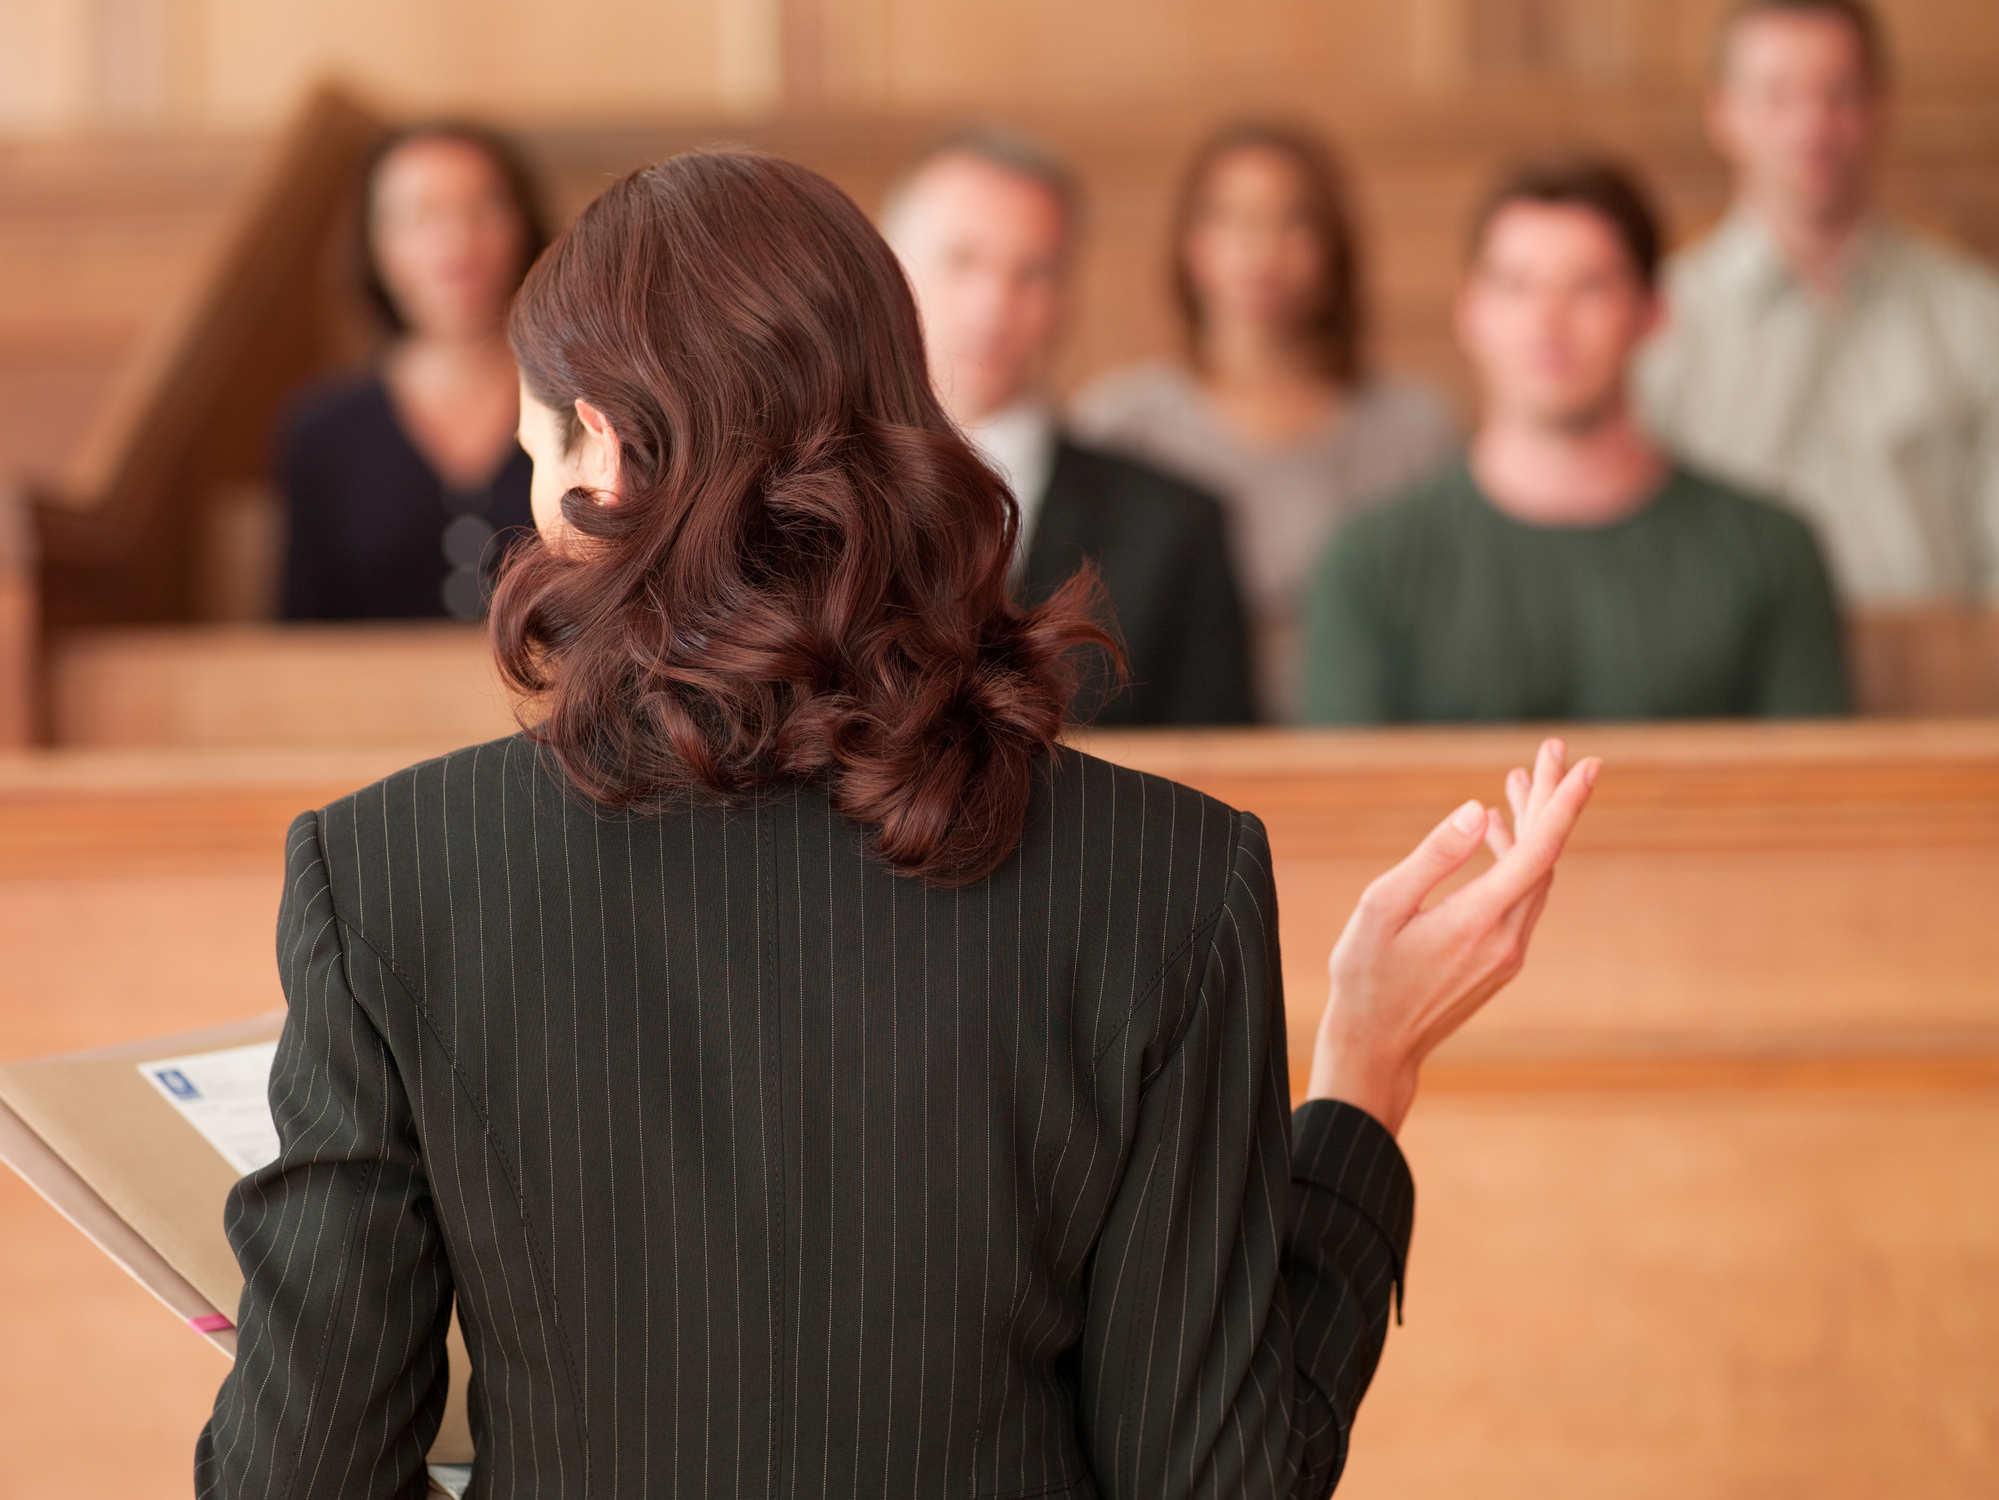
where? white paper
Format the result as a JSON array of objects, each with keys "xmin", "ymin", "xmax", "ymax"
[{"xmin": 136, "ymin": 1040, "xmax": 282, "ymax": 1175}]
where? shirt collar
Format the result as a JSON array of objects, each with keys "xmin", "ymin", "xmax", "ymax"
[
  {"xmin": 961, "ymin": 397, "xmax": 1058, "ymax": 543},
  {"xmin": 1707, "ymin": 205, "xmax": 1895, "ymax": 306}
]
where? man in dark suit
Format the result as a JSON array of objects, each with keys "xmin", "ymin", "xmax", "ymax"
[{"xmin": 884, "ymin": 129, "xmax": 1257, "ymax": 725}]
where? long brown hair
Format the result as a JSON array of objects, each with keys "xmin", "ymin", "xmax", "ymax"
[
  {"xmin": 1171, "ymin": 121, "xmax": 1367, "ymax": 386},
  {"xmin": 493, "ymin": 149, "xmax": 1111, "ymax": 885}
]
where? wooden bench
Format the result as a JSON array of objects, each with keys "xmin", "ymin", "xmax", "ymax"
[
  {"xmin": 3, "ymin": 722, "xmax": 1995, "ymax": 1496},
  {"xmin": 35, "ymin": 611, "xmax": 1999, "ymax": 760}
]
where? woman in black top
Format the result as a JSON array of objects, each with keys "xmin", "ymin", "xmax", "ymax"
[
  {"xmin": 281, "ymin": 124, "xmax": 547, "ymax": 620},
  {"xmin": 203, "ymin": 151, "xmax": 1597, "ymax": 1500}
]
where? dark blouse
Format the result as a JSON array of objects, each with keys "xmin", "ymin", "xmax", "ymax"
[{"xmin": 279, "ymin": 374, "xmax": 535, "ymax": 621}]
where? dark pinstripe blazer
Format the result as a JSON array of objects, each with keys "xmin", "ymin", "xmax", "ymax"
[{"xmin": 197, "ymin": 734, "xmax": 1413, "ymax": 1500}]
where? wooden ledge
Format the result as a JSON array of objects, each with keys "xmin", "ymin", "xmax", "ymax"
[
  {"xmin": 6, "ymin": 719, "xmax": 1999, "ymax": 874},
  {"xmin": 1422, "ymin": 1028, "xmax": 1999, "ymax": 1095},
  {"xmin": 1072, "ymin": 720, "xmax": 1999, "ymax": 854}
]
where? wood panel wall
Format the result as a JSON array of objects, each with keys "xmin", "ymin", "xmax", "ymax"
[{"xmin": 6, "ymin": 0, "xmax": 1999, "ymax": 135}]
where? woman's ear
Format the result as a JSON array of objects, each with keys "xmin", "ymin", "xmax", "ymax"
[{"xmin": 574, "ymin": 398, "xmax": 623, "ymax": 502}]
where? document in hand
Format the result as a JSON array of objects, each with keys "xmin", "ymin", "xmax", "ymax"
[{"xmin": 0, "ymin": 1011, "xmax": 474, "ymax": 1470}]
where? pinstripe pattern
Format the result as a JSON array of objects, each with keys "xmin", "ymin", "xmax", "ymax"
[{"xmin": 197, "ymin": 735, "xmax": 1414, "ymax": 1500}]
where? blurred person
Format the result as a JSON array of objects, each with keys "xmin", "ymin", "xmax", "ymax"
[
  {"xmin": 198, "ymin": 148, "xmax": 1601, "ymax": 1500},
  {"xmin": 1302, "ymin": 157, "xmax": 1847, "ymax": 724},
  {"xmin": 281, "ymin": 123, "xmax": 548, "ymax": 620},
  {"xmin": 1072, "ymin": 122, "xmax": 1458, "ymax": 720},
  {"xmin": 883, "ymin": 128, "xmax": 1255, "ymax": 725},
  {"xmin": 1639, "ymin": 0, "xmax": 1999, "ymax": 603}
]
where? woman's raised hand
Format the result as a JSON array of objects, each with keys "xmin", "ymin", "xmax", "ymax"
[{"xmin": 1306, "ymin": 737, "xmax": 1600, "ymax": 1135}]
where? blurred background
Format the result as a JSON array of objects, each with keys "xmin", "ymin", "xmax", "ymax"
[
  {"xmin": 3, "ymin": 0, "xmax": 1997, "ymax": 710},
  {"xmin": 2, "ymin": 4, "xmax": 1997, "ymax": 1498}
]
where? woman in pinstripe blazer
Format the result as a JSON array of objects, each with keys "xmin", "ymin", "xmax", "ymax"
[{"xmin": 199, "ymin": 151, "xmax": 1596, "ymax": 1500}]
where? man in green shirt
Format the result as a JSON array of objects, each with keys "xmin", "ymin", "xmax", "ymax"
[{"xmin": 1301, "ymin": 157, "xmax": 1847, "ymax": 724}]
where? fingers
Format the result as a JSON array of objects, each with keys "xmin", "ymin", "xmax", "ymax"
[
  {"xmin": 1358, "ymin": 797, "xmax": 1492, "ymax": 929},
  {"xmin": 1467, "ymin": 756, "xmax": 1600, "ymax": 916},
  {"xmin": 1484, "ymin": 804, "xmax": 1514, "ymax": 859},
  {"xmin": 1505, "ymin": 766, "xmax": 1531, "ymax": 829},
  {"xmin": 1521, "ymin": 737, "xmax": 1567, "ymax": 832}
]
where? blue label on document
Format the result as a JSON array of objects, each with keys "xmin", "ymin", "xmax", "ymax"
[{"xmin": 154, "ymin": 1068, "xmax": 201, "ymax": 1099}]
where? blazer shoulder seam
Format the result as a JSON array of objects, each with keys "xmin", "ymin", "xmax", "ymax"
[{"xmin": 1088, "ymin": 801, "xmax": 1241, "ymax": 1073}]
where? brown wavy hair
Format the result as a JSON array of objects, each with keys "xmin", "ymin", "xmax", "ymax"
[
  {"xmin": 1171, "ymin": 121, "xmax": 1367, "ymax": 386},
  {"xmin": 492, "ymin": 149, "xmax": 1112, "ymax": 885}
]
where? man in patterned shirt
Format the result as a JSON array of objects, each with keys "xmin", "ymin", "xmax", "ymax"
[{"xmin": 1639, "ymin": 0, "xmax": 1999, "ymax": 604}]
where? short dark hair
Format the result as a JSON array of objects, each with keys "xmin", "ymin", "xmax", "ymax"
[
  {"xmin": 360, "ymin": 122, "xmax": 551, "ymax": 333},
  {"xmin": 1718, "ymin": 0, "xmax": 1889, "ymax": 86},
  {"xmin": 882, "ymin": 124, "xmax": 1083, "ymax": 244},
  {"xmin": 1171, "ymin": 121, "xmax": 1367, "ymax": 386},
  {"xmin": 1468, "ymin": 156, "xmax": 1665, "ymax": 289}
]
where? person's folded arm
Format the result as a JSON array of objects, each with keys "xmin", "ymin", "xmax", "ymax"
[
  {"xmin": 197, "ymin": 810, "xmax": 452, "ymax": 1500},
  {"xmin": 1074, "ymin": 811, "xmax": 1413, "ymax": 1500}
]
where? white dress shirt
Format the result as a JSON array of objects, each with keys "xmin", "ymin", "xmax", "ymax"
[{"xmin": 962, "ymin": 398, "xmax": 1058, "ymax": 560}]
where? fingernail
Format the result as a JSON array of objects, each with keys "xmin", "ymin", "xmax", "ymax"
[
  {"xmin": 1584, "ymin": 760, "xmax": 1600, "ymax": 787},
  {"xmin": 1451, "ymin": 800, "xmax": 1485, "ymax": 833}
]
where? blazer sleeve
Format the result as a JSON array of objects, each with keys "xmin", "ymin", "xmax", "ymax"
[
  {"xmin": 196, "ymin": 810, "xmax": 453, "ymax": 1500},
  {"xmin": 1074, "ymin": 812, "xmax": 1415, "ymax": 1500}
]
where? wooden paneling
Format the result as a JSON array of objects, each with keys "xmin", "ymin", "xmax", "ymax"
[
  {"xmin": 0, "ymin": 131, "xmax": 255, "ymax": 490},
  {"xmin": 47, "ymin": 623, "xmax": 519, "ymax": 750},
  {"xmin": 1075, "ymin": 722, "xmax": 1999, "ymax": 1091},
  {"xmin": 1344, "ymin": 1089, "xmax": 1999, "ymax": 1500},
  {"xmin": 9, "ymin": 720, "xmax": 1999, "ymax": 1064},
  {"xmin": 2, "ymin": 723, "xmax": 1997, "ymax": 1495},
  {"xmin": 1850, "ymin": 607, "xmax": 1999, "ymax": 716},
  {"xmin": 10, "ymin": 0, "xmax": 1999, "ymax": 133},
  {"xmin": 31, "ymin": 87, "xmax": 384, "ymax": 630},
  {"xmin": 0, "ymin": 485, "xmax": 33, "ymax": 746},
  {"xmin": 39, "ymin": 610, "xmax": 1999, "ymax": 765}
]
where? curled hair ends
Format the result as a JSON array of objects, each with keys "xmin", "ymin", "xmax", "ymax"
[{"xmin": 495, "ymin": 149, "xmax": 1117, "ymax": 884}]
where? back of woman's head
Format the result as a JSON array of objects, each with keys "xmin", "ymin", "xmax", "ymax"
[{"xmin": 494, "ymin": 149, "xmax": 1109, "ymax": 885}]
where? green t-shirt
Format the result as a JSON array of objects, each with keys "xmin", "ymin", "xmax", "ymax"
[{"xmin": 1299, "ymin": 459, "xmax": 1849, "ymax": 724}]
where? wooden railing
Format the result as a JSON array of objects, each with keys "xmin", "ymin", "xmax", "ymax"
[
  {"xmin": 26, "ymin": 610, "xmax": 1999, "ymax": 753},
  {"xmin": 3, "ymin": 722, "xmax": 1995, "ymax": 1496},
  {"xmin": 1849, "ymin": 605, "xmax": 1999, "ymax": 715},
  {"xmin": 0, "ymin": 484, "xmax": 32, "ymax": 747}
]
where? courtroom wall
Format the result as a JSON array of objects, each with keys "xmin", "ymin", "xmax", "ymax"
[{"xmin": 5, "ymin": 0, "xmax": 1999, "ymax": 135}]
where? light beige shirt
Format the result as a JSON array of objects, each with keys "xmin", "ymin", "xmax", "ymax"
[{"xmin": 1638, "ymin": 211, "xmax": 1999, "ymax": 603}]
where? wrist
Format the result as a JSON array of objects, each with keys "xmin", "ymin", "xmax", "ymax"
[{"xmin": 1304, "ymin": 1051, "xmax": 1416, "ymax": 1137}]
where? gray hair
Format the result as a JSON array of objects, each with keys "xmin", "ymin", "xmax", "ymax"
[{"xmin": 880, "ymin": 124, "xmax": 1084, "ymax": 246}]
